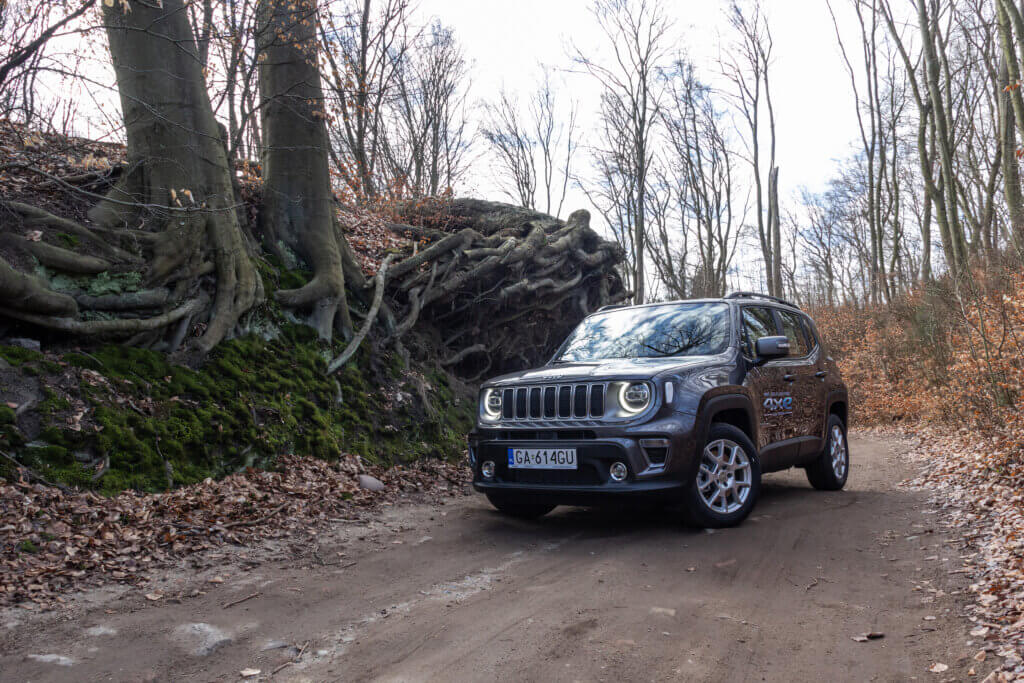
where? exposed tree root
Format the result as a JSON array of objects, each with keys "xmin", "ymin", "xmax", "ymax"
[
  {"xmin": 0, "ymin": 257, "xmax": 78, "ymax": 316},
  {"xmin": 328, "ymin": 254, "xmax": 394, "ymax": 374},
  {"xmin": 2, "ymin": 200, "xmax": 137, "ymax": 263},
  {"xmin": 381, "ymin": 199, "xmax": 627, "ymax": 376},
  {"xmin": 74, "ymin": 288, "xmax": 170, "ymax": 311},
  {"xmin": 0, "ymin": 295, "xmax": 204, "ymax": 335},
  {"xmin": 0, "ymin": 233, "xmax": 111, "ymax": 274}
]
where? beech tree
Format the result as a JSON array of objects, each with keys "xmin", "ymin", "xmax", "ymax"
[
  {"xmin": 1, "ymin": 0, "xmax": 261, "ymax": 353},
  {"xmin": 256, "ymin": 0, "xmax": 365, "ymax": 341}
]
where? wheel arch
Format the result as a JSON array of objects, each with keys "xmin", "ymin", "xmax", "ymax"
[
  {"xmin": 826, "ymin": 391, "xmax": 849, "ymax": 428},
  {"xmin": 698, "ymin": 393, "xmax": 757, "ymax": 447}
]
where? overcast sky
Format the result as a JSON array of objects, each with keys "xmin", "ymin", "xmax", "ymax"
[{"xmin": 417, "ymin": 0, "xmax": 867, "ymax": 256}]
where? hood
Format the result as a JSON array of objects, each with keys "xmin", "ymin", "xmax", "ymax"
[{"xmin": 484, "ymin": 355, "xmax": 721, "ymax": 386}]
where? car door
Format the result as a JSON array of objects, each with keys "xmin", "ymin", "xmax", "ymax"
[
  {"xmin": 775, "ymin": 309, "xmax": 821, "ymax": 465},
  {"xmin": 799, "ymin": 313, "xmax": 829, "ymax": 458},
  {"xmin": 738, "ymin": 305, "xmax": 795, "ymax": 472}
]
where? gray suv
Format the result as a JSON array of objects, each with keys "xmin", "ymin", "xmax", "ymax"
[{"xmin": 468, "ymin": 293, "xmax": 850, "ymax": 527}]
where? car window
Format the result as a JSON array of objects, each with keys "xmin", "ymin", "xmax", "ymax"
[
  {"xmin": 778, "ymin": 310, "xmax": 809, "ymax": 357},
  {"xmin": 800, "ymin": 315, "xmax": 819, "ymax": 351},
  {"xmin": 741, "ymin": 306, "xmax": 777, "ymax": 358}
]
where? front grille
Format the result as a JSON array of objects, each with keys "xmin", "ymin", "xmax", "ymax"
[
  {"xmin": 497, "ymin": 383, "xmax": 606, "ymax": 424},
  {"xmin": 488, "ymin": 429, "xmax": 597, "ymax": 441}
]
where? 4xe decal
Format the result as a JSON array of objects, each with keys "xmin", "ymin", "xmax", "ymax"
[{"xmin": 763, "ymin": 391, "xmax": 793, "ymax": 416}]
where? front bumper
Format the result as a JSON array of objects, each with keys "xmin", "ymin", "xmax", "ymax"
[{"xmin": 468, "ymin": 412, "xmax": 700, "ymax": 506}]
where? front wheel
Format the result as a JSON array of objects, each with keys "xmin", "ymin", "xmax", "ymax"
[
  {"xmin": 486, "ymin": 494, "xmax": 556, "ymax": 519},
  {"xmin": 806, "ymin": 415, "xmax": 849, "ymax": 491},
  {"xmin": 681, "ymin": 424, "xmax": 761, "ymax": 528}
]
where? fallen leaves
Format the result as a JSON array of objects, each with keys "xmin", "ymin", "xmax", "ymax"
[
  {"xmin": 0, "ymin": 453, "xmax": 470, "ymax": 607},
  {"xmin": 898, "ymin": 425, "xmax": 1024, "ymax": 678}
]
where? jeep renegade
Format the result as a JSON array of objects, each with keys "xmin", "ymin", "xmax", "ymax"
[{"xmin": 468, "ymin": 292, "xmax": 850, "ymax": 527}]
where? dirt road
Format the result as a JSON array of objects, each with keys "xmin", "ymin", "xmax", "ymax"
[{"xmin": 1, "ymin": 434, "xmax": 983, "ymax": 681}]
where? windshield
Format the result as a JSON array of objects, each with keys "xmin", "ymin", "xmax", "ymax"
[{"xmin": 553, "ymin": 303, "xmax": 731, "ymax": 363}]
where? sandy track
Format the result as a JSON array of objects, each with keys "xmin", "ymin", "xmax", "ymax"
[{"xmin": 1, "ymin": 434, "xmax": 981, "ymax": 681}]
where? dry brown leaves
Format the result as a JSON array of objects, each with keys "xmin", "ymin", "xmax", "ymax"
[
  {"xmin": 897, "ymin": 425, "xmax": 1024, "ymax": 676},
  {"xmin": 339, "ymin": 208, "xmax": 412, "ymax": 276},
  {"xmin": 0, "ymin": 454, "xmax": 469, "ymax": 608}
]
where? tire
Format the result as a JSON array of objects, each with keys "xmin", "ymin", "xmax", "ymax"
[
  {"xmin": 806, "ymin": 414, "xmax": 850, "ymax": 491},
  {"xmin": 486, "ymin": 494, "xmax": 556, "ymax": 519},
  {"xmin": 681, "ymin": 423, "xmax": 761, "ymax": 528}
]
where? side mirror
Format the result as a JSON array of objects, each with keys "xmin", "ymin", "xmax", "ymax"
[{"xmin": 755, "ymin": 335, "xmax": 790, "ymax": 361}]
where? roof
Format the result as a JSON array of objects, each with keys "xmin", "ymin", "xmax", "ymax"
[{"xmin": 595, "ymin": 291, "xmax": 801, "ymax": 315}]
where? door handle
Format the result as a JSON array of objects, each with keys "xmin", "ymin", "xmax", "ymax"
[
  {"xmin": 783, "ymin": 374, "xmax": 796, "ymax": 382},
  {"xmin": 815, "ymin": 371, "xmax": 827, "ymax": 379}
]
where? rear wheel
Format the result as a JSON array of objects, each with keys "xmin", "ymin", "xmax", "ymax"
[
  {"xmin": 682, "ymin": 423, "xmax": 761, "ymax": 528},
  {"xmin": 806, "ymin": 414, "xmax": 849, "ymax": 491},
  {"xmin": 486, "ymin": 494, "xmax": 556, "ymax": 519}
]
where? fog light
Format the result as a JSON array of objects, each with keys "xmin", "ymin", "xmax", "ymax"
[
  {"xmin": 609, "ymin": 461, "xmax": 628, "ymax": 482},
  {"xmin": 481, "ymin": 461, "xmax": 495, "ymax": 479}
]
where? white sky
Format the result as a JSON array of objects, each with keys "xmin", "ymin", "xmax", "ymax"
[{"xmin": 417, "ymin": 0, "xmax": 866, "ymax": 241}]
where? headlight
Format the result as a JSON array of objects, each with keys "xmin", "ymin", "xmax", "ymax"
[
  {"xmin": 607, "ymin": 381, "xmax": 652, "ymax": 417},
  {"xmin": 619, "ymin": 382, "xmax": 651, "ymax": 414},
  {"xmin": 481, "ymin": 388, "xmax": 502, "ymax": 420}
]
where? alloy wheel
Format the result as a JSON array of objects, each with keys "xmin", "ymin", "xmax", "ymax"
[
  {"xmin": 697, "ymin": 439, "xmax": 753, "ymax": 514},
  {"xmin": 830, "ymin": 425, "xmax": 848, "ymax": 480}
]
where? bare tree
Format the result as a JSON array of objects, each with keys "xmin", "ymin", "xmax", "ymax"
[
  {"xmin": 655, "ymin": 58, "xmax": 742, "ymax": 298},
  {"xmin": 481, "ymin": 70, "xmax": 578, "ymax": 217},
  {"xmin": 0, "ymin": 0, "xmax": 95, "ymax": 124},
  {"xmin": 257, "ymin": 0, "xmax": 367, "ymax": 341},
  {"xmin": 722, "ymin": 0, "xmax": 781, "ymax": 296},
  {"xmin": 480, "ymin": 90, "xmax": 536, "ymax": 209},
  {"xmin": 320, "ymin": 0, "xmax": 412, "ymax": 200},
  {"xmin": 573, "ymin": 0, "xmax": 672, "ymax": 304},
  {"xmin": 383, "ymin": 21, "xmax": 472, "ymax": 198}
]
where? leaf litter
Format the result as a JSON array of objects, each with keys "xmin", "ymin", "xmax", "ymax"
[{"xmin": 0, "ymin": 453, "xmax": 469, "ymax": 607}]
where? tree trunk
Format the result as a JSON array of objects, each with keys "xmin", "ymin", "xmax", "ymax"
[
  {"xmin": 767, "ymin": 166, "xmax": 782, "ymax": 296},
  {"xmin": 256, "ymin": 0, "xmax": 365, "ymax": 341},
  {"xmin": 92, "ymin": 0, "xmax": 261, "ymax": 352},
  {"xmin": 997, "ymin": 9, "xmax": 1024, "ymax": 251}
]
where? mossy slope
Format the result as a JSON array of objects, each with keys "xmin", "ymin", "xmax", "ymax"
[{"xmin": 0, "ymin": 328, "xmax": 473, "ymax": 495}]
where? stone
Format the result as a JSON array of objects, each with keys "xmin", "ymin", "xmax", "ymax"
[
  {"xmin": 357, "ymin": 474, "xmax": 386, "ymax": 491},
  {"xmin": 6, "ymin": 338, "xmax": 40, "ymax": 351},
  {"xmin": 84, "ymin": 625, "xmax": 117, "ymax": 637},
  {"xmin": 172, "ymin": 623, "xmax": 232, "ymax": 656},
  {"xmin": 26, "ymin": 654, "xmax": 74, "ymax": 667}
]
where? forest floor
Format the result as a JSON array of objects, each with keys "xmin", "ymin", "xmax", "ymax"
[{"xmin": 0, "ymin": 432, "xmax": 1015, "ymax": 682}]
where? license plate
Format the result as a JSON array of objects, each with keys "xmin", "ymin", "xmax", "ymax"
[{"xmin": 507, "ymin": 447, "xmax": 577, "ymax": 470}]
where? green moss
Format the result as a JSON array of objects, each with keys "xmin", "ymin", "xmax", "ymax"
[
  {"xmin": 57, "ymin": 233, "xmax": 80, "ymax": 249},
  {"xmin": 6, "ymin": 316, "xmax": 473, "ymax": 495},
  {"xmin": 18, "ymin": 540, "xmax": 39, "ymax": 554},
  {"xmin": 0, "ymin": 345, "xmax": 43, "ymax": 366}
]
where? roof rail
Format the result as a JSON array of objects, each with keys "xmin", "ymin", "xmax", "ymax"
[
  {"xmin": 724, "ymin": 291, "xmax": 801, "ymax": 310},
  {"xmin": 596, "ymin": 303, "xmax": 631, "ymax": 312}
]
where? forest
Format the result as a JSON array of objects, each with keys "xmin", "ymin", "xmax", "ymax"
[{"xmin": 3, "ymin": 0, "xmax": 1024, "ymax": 676}]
